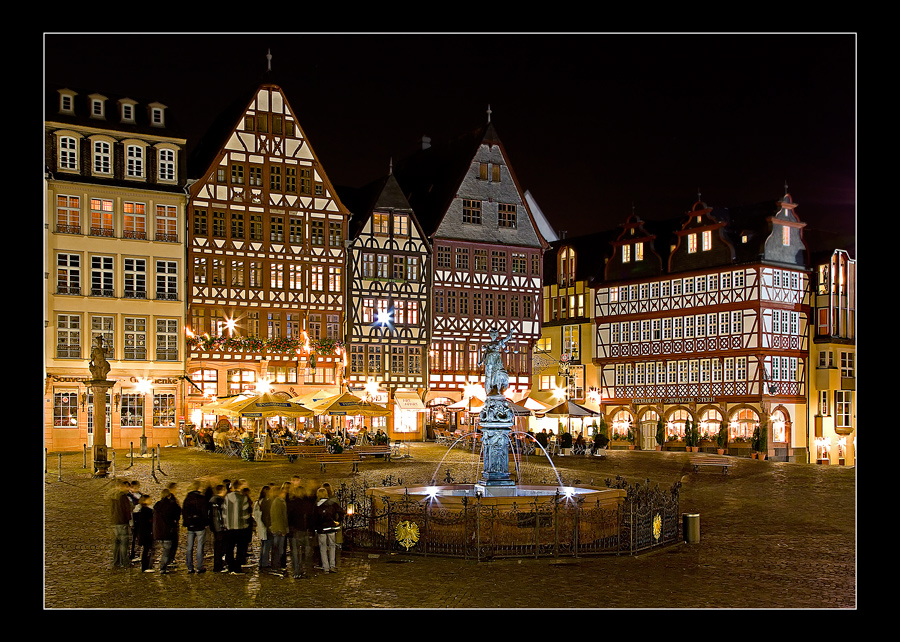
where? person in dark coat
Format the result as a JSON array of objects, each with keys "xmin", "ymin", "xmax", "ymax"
[
  {"xmin": 182, "ymin": 480, "xmax": 210, "ymax": 573},
  {"xmin": 153, "ymin": 488, "xmax": 182, "ymax": 574},
  {"xmin": 135, "ymin": 495, "xmax": 155, "ymax": 572},
  {"xmin": 286, "ymin": 476, "xmax": 316, "ymax": 579},
  {"xmin": 207, "ymin": 484, "xmax": 228, "ymax": 572},
  {"xmin": 110, "ymin": 479, "xmax": 133, "ymax": 569}
]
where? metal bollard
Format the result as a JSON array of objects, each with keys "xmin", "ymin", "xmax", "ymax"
[
  {"xmin": 682, "ymin": 513, "xmax": 700, "ymax": 544},
  {"xmin": 58, "ymin": 453, "xmax": 63, "ymax": 482}
]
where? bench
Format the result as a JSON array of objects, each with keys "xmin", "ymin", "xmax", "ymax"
[
  {"xmin": 282, "ymin": 444, "xmax": 327, "ymax": 462},
  {"xmin": 316, "ymin": 451, "xmax": 361, "ymax": 473},
  {"xmin": 692, "ymin": 455, "xmax": 732, "ymax": 474},
  {"xmin": 354, "ymin": 445, "xmax": 392, "ymax": 461}
]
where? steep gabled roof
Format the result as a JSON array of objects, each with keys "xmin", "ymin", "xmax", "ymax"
[
  {"xmin": 392, "ymin": 120, "xmax": 546, "ymax": 248},
  {"xmin": 338, "ymin": 172, "xmax": 431, "ymax": 253},
  {"xmin": 339, "ymin": 172, "xmax": 413, "ymax": 239},
  {"xmin": 186, "ymin": 82, "xmax": 261, "ymax": 180}
]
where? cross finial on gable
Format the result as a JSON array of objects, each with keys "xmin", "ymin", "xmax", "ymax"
[
  {"xmin": 267, "ymin": 49, "xmax": 272, "ymax": 72},
  {"xmin": 389, "ymin": 157, "xmax": 393, "ymax": 175},
  {"xmin": 487, "ymin": 104, "xmax": 492, "ymax": 123}
]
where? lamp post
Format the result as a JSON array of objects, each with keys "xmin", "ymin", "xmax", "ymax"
[{"xmin": 136, "ymin": 378, "xmax": 152, "ymax": 455}]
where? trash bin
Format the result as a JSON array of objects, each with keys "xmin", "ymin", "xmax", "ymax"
[{"xmin": 682, "ymin": 513, "xmax": 700, "ymax": 544}]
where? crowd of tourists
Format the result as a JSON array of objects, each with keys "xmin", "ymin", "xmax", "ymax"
[{"xmin": 109, "ymin": 475, "xmax": 345, "ymax": 578}]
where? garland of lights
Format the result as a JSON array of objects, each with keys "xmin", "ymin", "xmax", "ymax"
[{"xmin": 187, "ymin": 333, "xmax": 344, "ymax": 357}]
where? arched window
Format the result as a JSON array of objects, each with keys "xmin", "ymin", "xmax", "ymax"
[
  {"xmin": 666, "ymin": 408, "xmax": 691, "ymax": 439},
  {"xmin": 729, "ymin": 407, "xmax": 759, "ymax": 441},
  {"xmin": 559, "ymin": 247, "xmax": 575, "ymax": 287},
  {"xmin": 770, "ymin": 409, "xmax": 787, "ymax": 443},
  {"xmin": 611, "ymin": 410, "xmax": 634, "ymax": 440},
  {"xmin": 699, "ymin": 408, "xmax": 723, "ymax": 439}
]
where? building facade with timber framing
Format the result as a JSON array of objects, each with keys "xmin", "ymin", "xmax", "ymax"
[
  {"xmin": 183, "ymin": 76, "xmax": 350, "ymax": 426},
  {"xmin": 338, "ymin": 171, "xmax": 433, "ymax": 436},
  {"xmin": 592, "ymin": 194, "xmax": 813, "ymax": 461}
]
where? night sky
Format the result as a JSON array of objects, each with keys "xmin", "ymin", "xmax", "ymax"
[{"xmin": 43, "ymin": 33, "xmax": 856, "ymax": 241}]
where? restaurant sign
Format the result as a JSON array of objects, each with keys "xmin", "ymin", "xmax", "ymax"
[{"xmin": 632, "ymin": 397, "xmax": 717, "ymax": 405}]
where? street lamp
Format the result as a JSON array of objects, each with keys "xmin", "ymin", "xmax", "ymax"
[{"xmin": 135, "ymin": 377, "xmax": 153, "ymax": 455}]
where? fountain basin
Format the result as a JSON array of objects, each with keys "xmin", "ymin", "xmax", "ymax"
[{"xmin": 367, "ymin": 484, "xmax": 625, "ymax": 508}]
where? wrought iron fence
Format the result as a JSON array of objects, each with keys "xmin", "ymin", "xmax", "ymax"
[{"xmin": 335, "ymin": 476, "xmax": 681, "ymax": 561}]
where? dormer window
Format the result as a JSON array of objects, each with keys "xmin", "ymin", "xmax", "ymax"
[
  {"xmin": 148, "ymin": 102, "xmax": 166, "ymax": 127},
  {"xmin": 88, "ymin": 94, "xmax": 108, "ymax": 119},
  {"xmin": 58, "ymin": 89, "xmax": 77, "ymax": 115},
  {"xmin": 782, "ymin": 225, "xmax": 790, "ymax": 246},
  {"xmin": 119, "ymin": 98, "xmax": 138, "ymax": 124}
]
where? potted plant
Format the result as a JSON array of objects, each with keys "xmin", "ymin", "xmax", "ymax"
[
  {"xmin": 626, "ymin": 425, "xmax": 636, "ymax": 450},
  {"xmin": 716, "ymin": 425, "xmax": 728, "ymax": 455},
  {"xmin": 592, "ymin": 418, "xmax": 609, "ymax": 455},
  {"xmin": 655, "ymin": 418, "xmax": 665, "ymax": 451},
  {"xmin": 757, "ymin": 424, "xmax": 767, "ymax": 461},
  {"xmin": 751, "ymin": 426, "xmax": 764, "ymax": 459},
  {"xmin": 685, "ymin": 418, "xmax": 700, "ymax": 452}
]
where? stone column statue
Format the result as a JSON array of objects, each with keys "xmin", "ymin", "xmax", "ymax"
[{"xmin": 86, "ymin": 336, "xmax": 114, "ymax": 477}]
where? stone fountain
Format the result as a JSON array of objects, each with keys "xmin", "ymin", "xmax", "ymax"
[{"xmin": 367, "ymin": 328, "xmax": 624, "ymax": 508}]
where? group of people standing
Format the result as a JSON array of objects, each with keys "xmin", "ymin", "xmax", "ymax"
[{"xmin": 110, "ymin": 475, "xmax": 345, "ymax": 578}]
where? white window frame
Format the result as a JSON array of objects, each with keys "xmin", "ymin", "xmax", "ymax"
[
  {"xmin": 158, "ymin": 147, "xmax": 176, "ymax": 182},
  {"xmin": 58, "ymin": 135, "xmax": 78, "ymax": 171},
  {"xmin": 126, "ymin": 143, "xmax": 144, "ymax": 178}
]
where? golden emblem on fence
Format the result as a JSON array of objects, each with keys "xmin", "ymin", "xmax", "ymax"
[
  {"xmin": 652, "ymin": 513, "xmax": 662, "ymax": 541},
  {"xmin": 395, "ymin": 520, "xmax": 420, "ymax": 550}
]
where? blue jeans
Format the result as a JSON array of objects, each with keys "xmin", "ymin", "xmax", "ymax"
[
  {"xmin": 158, "ymin": 540, "xmax": 176, "ymax": 570},
  {"xmin": 258, "ymin": 536, "xmax": 272, "ymax": 568},
  {"xmin": 290, "ymin": 532, "xmax": 310, "ymax": 577},
  {"xmin": 270, "ymin": 534, "xmax": 285, "ymax": 568},
  {"xmin": 317, "ymin": 532, "xmax": 336, "ymax": 572},
  {"xmin": 186, "ymin": 529, "xmax": 207, "ymax": 571}
]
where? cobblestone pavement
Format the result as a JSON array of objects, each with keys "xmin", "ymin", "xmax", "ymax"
[{"xmin": 44, "ymin": 443, "xmax": 856, "ymax": 609}]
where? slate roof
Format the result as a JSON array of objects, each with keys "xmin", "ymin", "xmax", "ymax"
[
  {"xmin": 45, "ymin": 83, "xmax": 187, "ymax": 141},
  {"xmin": 337, "ymin": 172, "xmax": 415, "ymax": 241},
  {"xmin": 392, "ymin": 121, "xmax": 519, "ymax": 239}
]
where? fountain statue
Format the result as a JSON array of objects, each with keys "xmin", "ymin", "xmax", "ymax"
[
  {"xmin": 86, "ymin": 335, "xmax": 114, "ymax": 477},
  {"xmin": 475, "ymin": 328, "xmax": 517, "ymax": 494}
]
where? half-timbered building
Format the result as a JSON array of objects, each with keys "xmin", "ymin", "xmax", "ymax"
[
  {"xmin": 393, "ymin": 116, "xmax": 550, "ymax": 426},
  {"xmin": 184, "ymin": 78, "xmax": 349, "ymax": 425},
  {"xmin": 44, "ymin": 85, "xmax": 188, "ymax": 451},
  {"xmin": 593, "ymin": 194, "xmax": 812, "ymax": 460},
  {"xmin": 339, "ymin": 171, "xmax": 432, "ymax": 437}
]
